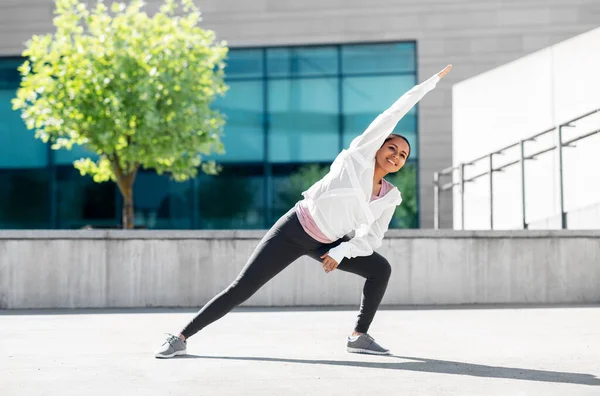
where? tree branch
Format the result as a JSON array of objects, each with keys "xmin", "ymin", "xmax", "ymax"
[
  {"xmin": 130, "ymin": 163, "xmax": 140, "ymax": 186},
  {"xmin": 110, "ymin": 152, "xmax": 127, "ymax": 195}
]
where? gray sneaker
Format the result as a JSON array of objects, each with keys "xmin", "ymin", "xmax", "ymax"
[
  {"xmin": 155, "ymin": 334, "xmax": 187, "ymax": 358},
  {"xmin": 346, "ymin": 333, "xmax": 391, "ymax": 355}
]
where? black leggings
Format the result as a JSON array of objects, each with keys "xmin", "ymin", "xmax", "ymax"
[{"xmin": 180, "ymin": 208, "xmax": 392, "ymax": 339}]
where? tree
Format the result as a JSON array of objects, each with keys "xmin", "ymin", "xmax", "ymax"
[
  {"xmin": 277, "ymin": 164, "xmax": 330, "ymax": 211},
  {"xmin": 386, "ymin": 162, "xmax": 418, "ymax": 228},
  {"xmin": 12, "ymin": 0, "xmax": 228, "ymax": 228}
]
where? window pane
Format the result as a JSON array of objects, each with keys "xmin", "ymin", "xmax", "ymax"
[
  {"xmin": 267, "ymin": 47, "xmax": 338, "ymax": 78},
  {"xmin": 271, "ymin": 163, "xmax": 330, "ymax": 222},
  {"xmin": 133, "ymin": 171, "xmax": 193, "ymax": 229},
  {"xmin": 212, "ymin": 80, "xmax": 264, "ymax": 163},
  {"xmin": 342, "ymin": 75, "xmax": 418, "ymax": 158},
  {"xmin": 342, "ymin": 43, "xmax": 416, "ymax": 75},
  {"xmin": 225, "ymin": 49, "xmax": 263, "ymax": 79},
  {"xmin": 56, "ymin": 166, "xmax": 117, "ymax": 229},
  {"xmin": 0, "ymin": 58, "xmax": 22, "ymax": 88},
  {"xmin": 196, "ymin": 165, "xmax": 265, "ymax": 229},
  {"xmin": 0, "ymin": 169, "xmax": 49, "ymax": 228},
  {"xmin": 268, "ymin": 78, "xmax": 339, "ymax": 163},
  {"xmin": 0, "ymin": 58, "xmax": 48, "ymax": 168},
  {"xmin": 266, "ymin": 48, "xmax": 290, "ymax": 77},
  {"xmin": 295, "ymin": 47, "xmax": 338, "ymax": 77},
  {"xmin": 55, "ymin": 145, "xmax": 99, "ymax": 165}
]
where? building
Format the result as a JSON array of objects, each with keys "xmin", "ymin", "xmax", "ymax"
[
  {"xmin": 450, "ymin": 27, "xmax": 600, "ymax": 230},
  {"xmin": 1, "ymin": 0, "xmax": 598, "ymax": 230}
]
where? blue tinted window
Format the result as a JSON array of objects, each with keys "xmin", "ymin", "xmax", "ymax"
[
  {"xmin": 196, "ymin": 164, "xmax": 265, "ymax": 229},
  {"xmin": 211, "ymin": 80, "xmax": 264, "ymax": 162},
  {"xmin": 342, "ymin": 75, "xmax": 418, "ymax": 157},
  {"xmin": 0, "ymin": 58, "xmax": 22, "ymax": 88},
  {"xmin": 224, "ymin": 49, "xmax": 263, "ymax": 79},
  {"xmin": 265, "ymin": 48, "xmax": 290, "ymax": 77},
  {"xmin": 0, "ymin": 58, "xmax": 48, "ymax": 168},
  {"xmin": 133, "ymin": 171, "xmax": 193, "ymax": 229},
  {"xmin": 0, "ymin": 169, "xmax": 49, "ymax": 228},
  {"xmin": 56, "ymin": 166, "xmax": 117, "ymax": 228},
  {"xmin": 268, "ymin": 78, "xmax": 339, "ymax": 163},
  {"xmin": 342, "ymin": 43, "xmax": 416, "ymax": 75},
  {"xmin": 1, "ymin": 41, "xmax": 419, "ymax": 230},
  {"xmin": 55, "ymin": 145, "xmax": 99, "ymax": 165},
  {"xmin": 267, "ymin": 47, "xmax": 338, "ymax": 78}
]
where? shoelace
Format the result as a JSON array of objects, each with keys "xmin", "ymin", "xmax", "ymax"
[{"xmin": 164, "ymin": 334, "xmax": 180, "ymax": 346}]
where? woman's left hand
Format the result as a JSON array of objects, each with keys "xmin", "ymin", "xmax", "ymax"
[
  {"xmin": 321, "ymin": 252, "xmax": 339, "ymax": 273},
  {"xmin": 438, "ymin": 64, "xmax": 452, "ymax": 79}
]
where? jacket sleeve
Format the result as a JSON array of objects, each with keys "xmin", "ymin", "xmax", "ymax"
[
  {"xmin": 347, "ymin": 73, "xmax": 440, "ymax": 161},
  {"xmin": 327, "ymin": 204, "xmax": 397, "ymax": 264}
]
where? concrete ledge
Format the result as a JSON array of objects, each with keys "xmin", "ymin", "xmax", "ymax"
[
  {"xmin": 2, "ymin": 229, "xmax": 600, "ymax": 239},
  {"xmin": 0, "ymin": 230, "xmax": 266, "ymax": 240},
  {"xmin": 2, "ymin": 230, "xmax": 599, "ymax": 309}
]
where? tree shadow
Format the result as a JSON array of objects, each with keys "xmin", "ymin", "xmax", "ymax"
[{"xmin": 180, "ymin": 354, "xmax": 600, "ymax": 386}]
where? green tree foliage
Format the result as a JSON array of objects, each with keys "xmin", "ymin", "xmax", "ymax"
[
  {"xmin": 12, "ymin": 0, "xmax": 228, "ymax": 228},
  {"xmin": 277, "ymin": 164, "xmax": 330, "ymax": 210},
  {"xmin": 386, "ymin": 162, "xmax": 418, "ymax": 228}
]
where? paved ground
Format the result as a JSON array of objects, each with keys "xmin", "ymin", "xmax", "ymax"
[{"xmin": 1, "ymin": 305, "xmax": 599, "ymax": 396}]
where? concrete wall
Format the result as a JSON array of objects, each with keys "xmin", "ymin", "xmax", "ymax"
[
  {"xmin": 2, "ymin": 230, "xmax": 600, "ymax": 309},
  {"xmin": 1, "ymin": 1, "xmax": 599, "ymax": 229},
  {"xmin": 452, "ymin": 27, "xmax": 600, "ymax": 229}
]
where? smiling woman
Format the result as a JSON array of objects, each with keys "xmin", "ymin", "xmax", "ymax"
[
  {"xmin": 377, "ymin": 134, "xmax": 411, "ymax": 172},
  {"xmin": 155, "ymin": 65, "xmax": 452, "ymax": 359}
]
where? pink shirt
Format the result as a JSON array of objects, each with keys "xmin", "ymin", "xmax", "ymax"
[{"xmin": 295, "ymin": 179, "xmax": 393, "ymax": 244}]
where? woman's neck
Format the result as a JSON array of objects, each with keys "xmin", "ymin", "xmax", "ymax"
[{"xmin": 373, "ymin": 164, "xmax": 388, "ymax": 185}]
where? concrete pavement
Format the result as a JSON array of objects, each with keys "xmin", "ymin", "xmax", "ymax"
[{"xmin": 1, "ymin": 305, "xmax": 599, "ymax": 395}]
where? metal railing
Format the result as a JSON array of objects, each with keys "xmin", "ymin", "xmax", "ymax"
[{"xmin": 433, "ymin": 108, "xmax": 600, "ymax": 229}]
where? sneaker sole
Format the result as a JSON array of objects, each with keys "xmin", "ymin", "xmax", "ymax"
[
  {"xmin": 155, "ymin": 350, "xmax": 187, "ymax": 359},
  {"xmin": 347, "ymin": 347, "xmax": 391, "ymax": 355}
]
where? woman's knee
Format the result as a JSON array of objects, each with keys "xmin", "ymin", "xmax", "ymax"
[{"xmin": 372, "ymin": 255, "xmax": 392, "ymax": 280}]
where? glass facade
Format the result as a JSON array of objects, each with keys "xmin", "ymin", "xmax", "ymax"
[{"xmin": 0, "ymin": 42, "xmax": 419, "ymax": 229}]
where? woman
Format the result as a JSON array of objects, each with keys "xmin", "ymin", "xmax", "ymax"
[{"xmin": 155, "ymin": 64, "xmax": 452, "ymax": 358}]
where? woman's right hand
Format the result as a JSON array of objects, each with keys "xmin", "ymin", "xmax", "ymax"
[
  {"xmin": 438, "ymin": 64, "xmax": 452, "ymax": 79},
  {"xmin": 320, "ymin": 252, "xmax": 339, "ymax": 273}
]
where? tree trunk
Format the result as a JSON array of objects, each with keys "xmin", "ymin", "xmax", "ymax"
[
  {"xmin": 111, "ymin": 160, "xmax": 139, "ymax": 230},
  {"xmin": 122, "ymin": 184, "xmax": 134, "ymax": 229}
]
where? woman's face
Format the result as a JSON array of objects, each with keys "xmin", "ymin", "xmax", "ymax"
[{"xmin": 375, "ymin": 137, "xmax": 409, "ymax": 173}]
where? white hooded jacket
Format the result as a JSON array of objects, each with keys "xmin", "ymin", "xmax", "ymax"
[{"xmin": 300, "ymin": 73, "xmax": 441, "ymax": 264}]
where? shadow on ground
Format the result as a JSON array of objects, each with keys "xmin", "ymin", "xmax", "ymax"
[{"xmin": 180, "ymin": 354, "xmax": 600, "ymax": 386}]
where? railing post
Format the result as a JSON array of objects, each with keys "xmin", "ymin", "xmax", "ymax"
[
  {"xmin": 556, "ymin": 125, "xmax": 567, "ymax": 229},
  {"xmin": 488, "ymin": 154, "xmax": 494, "ymax": 230},
  {"xmin": 519, "ymin": 140, "xmax": 527, "ymax": 229},
  {"xmin": 433, "ymin": 172, "xmax": 440, "ymax": 230},
  {"xmin": 460, "ymin": 163, "xmax": 466, "ymax": 230}
]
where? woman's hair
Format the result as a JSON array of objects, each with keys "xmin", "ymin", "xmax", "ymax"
[{"xmin": 383, "ymin": 134, "xmax": 411, "ymax": 159}]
